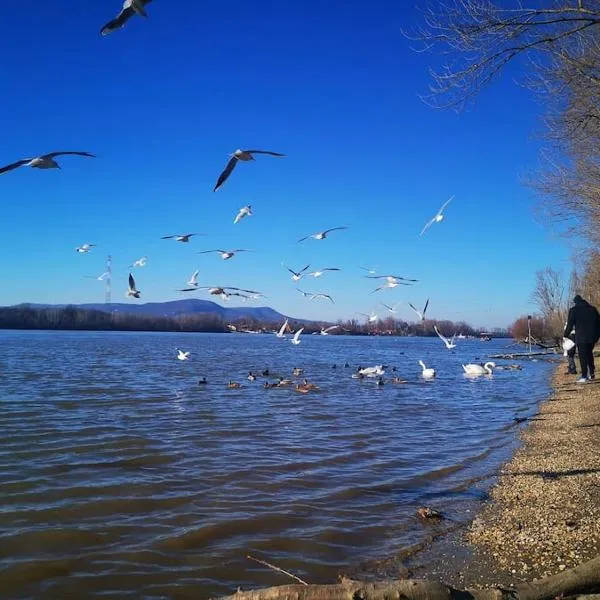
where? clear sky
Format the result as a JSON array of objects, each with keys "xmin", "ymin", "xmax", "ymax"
[{"xmin": 0, "ymin": 1, "xmax": 575, "ymax": 328}]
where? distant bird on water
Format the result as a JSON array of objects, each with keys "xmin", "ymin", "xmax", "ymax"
[
  {"xmin": 0, "ymin": 151, "xmax": 95, "ymax": 175},
  {"xmin": 161, "ymin": 233, "xmax": 200, "ymax": 243},
  {"xmin": 213, "ymin": 149, "xmax": 285, "ymax": 192},
  {"xmin": 420, "ymin": 196, "xmax": 454, "ymax": 236},
  {"xmin": 298, "ymin": 227, "xmax": 347, "ymax": 243},
  {"xmin": 101, "ymin": 0, "xmax": 152, "ymax": 36},
  {"xmin": 76, "ymin": 243, "xmax": 96, "ymax": 254},
  {"xmin": 419, "ymin": 360, "xmax": 436, "ymax": 380},
  {"xmin": 234, "ymin": 205, "xmax": 253, "ymax": 224},
  {"xmin": 126, "ymin": 273, "xmax": 141, "ymax": 298}
]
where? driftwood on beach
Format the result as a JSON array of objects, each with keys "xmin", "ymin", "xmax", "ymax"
[{"xmin": 217, "ymin": 554, "xmax": 600, "ymax": 600}]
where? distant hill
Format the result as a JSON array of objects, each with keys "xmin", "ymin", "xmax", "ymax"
[{"xmin": 13, "ymin": 299, "xmax": 302, "ymax": 323}]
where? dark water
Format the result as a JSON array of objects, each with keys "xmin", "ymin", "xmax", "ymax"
[{"xmin": 0, "ymin": 331, "xmax": 554, "ymax": 599}]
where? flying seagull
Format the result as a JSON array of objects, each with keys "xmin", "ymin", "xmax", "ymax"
[
  {"xmin": 234, "ymin": 205, "xmax": 253, "ymax": 224},
  {"xmin": 296, "ymin": 289, "xmax": 334, "ymax": 303},
  {"xmin": 371, "ymin": 280, "xmax": 411, "ymax": 293},
  {"xmin": 101, "ymin": 0, "xmax": 152, "ymax": 36},
  {"xmin": 197, "ymin": 249, "xmax": 250, "ymax": 260},
  {"xmin": 298, "ymin": 227, "xmax": 347, "ymax": 243},
  {"xmin": 360, "ymin": 266, "xmax": 378, "ymax": 275},
  {"xmin": 290, "ymin": 328, "xmax": 304, "ymax": 345},
  {"xmin": 195, "ymin": 286, "xmax": 261, "ymax": 301},
  {"xmin": 320, "ymin": 325, "xmax": 339, "ymax": 335},
  {"xmin": 177, "ymin": 349, "xmax": 190, "ymax": 361},
  {"xmin": 381, "ymin": 302, "xmax": 400, "ymax": 314},
  {"xmin": 187, "ymin": 270, "xmax": 199, "ymax": 287},
  {"xmin": 366, "ymin": 274, "xmax": 417, "ymax": 283},
  {"xmin": 213, "ymin": 149, "xmax": 285, "ymax": 192},
  {"xmin": 420, "ymin": 196, "xmax": 454, "ymax": 236},
  {"xmin": 308, "ymin": 267, "xmax": 341, "ymax": 278},
  {"xmin": 408, "ymin": 298, "xmax": 430, "ymax": 322},
  {"xmin": 85, "ymin": 271, "xmax": 109, "ymax": 281},
  {"xmin": 129, "ymin": 256, "xmax": 147, "ymax": 268},
  {"xmin": 161, "ymin": 233, "xmax": 199, "ymax": 243},
  {"xmin": 359, "ymin": 311, "xmax": 379, "ymax": 323},
  {"xmin": 76, "ymin": 243, "xmax": 96, "ymax": 254},
  {"xmin": 275, "ymin": 319, "xmax": 289, "ymax": 339},
  {"xmin": 0, "ymin": 151, "xmax": 95, "ymax": 175},
  {"xmin": 434, "ymin": 325, "xmax": 457, "ymax": 349},
  {"xmin": 126, "ymin": 273, "xmax": 141, "ymax": 298},
  {"xmin": 284, "ymin": 264, "xmax": 310, "ymax": 281}
]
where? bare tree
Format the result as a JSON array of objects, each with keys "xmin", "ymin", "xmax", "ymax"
[{"xmin": 531, "ymin": 266, "xmax": 569, "ymax": 339}]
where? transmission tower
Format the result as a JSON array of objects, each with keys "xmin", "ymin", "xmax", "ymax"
[{"xmin": 105, "ymin": 255, "xmax": 112, "ymax": 305}]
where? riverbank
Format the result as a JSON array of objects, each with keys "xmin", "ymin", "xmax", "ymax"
[{"xmin": 412, "ymin": 364, "xmax": 600, "ymax": 588}]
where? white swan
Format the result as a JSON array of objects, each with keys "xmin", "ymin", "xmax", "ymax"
[
  {"xmin": 419, "ymin": 360, "xmax": 436, "ymax": 379},
  {"xmin": 462, "ymin": 362, "xmax": 495, "ymax": 376}
]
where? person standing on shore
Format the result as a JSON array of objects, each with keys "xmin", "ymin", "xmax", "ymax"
[{"xmin": 564, "ymin": 295, "xmax": 600, "ymax": 383}]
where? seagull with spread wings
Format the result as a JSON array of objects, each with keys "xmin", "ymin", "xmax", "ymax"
[
  {"xmin": 284, "ymin": 264, "xmax": 311, "ymax": 281},
  {"xmin": 308, "ymin": 267, "xmax": 341, "ymax": 278},
  {"xmin": 101, "ymin": 0, "xmax": 152, "ymax": 36},
  {"xmin": 420, "ymin": 196, "xmax": 454, "ymax": 236},
  {"xmin": 320, "ymin": 325, "xmax": 339, "ymax": 335},
  {"xmin": 408, "ymin": 298, "xmax": 430, "ymax": 322},
  {"xmin": 234, "ymin": 205, "xmax": 253, "ymax": 224},
  {"xmin": 275, "ymin": 319, "xmax": 290, "ymax": 339},
  {"xmin": 213, "ymin": 149, "xmax": 285, "ymax": 191},
  {"xmin": 161, "ymin": 233, "xmax": 200, "ymax": 243},
  {"xmin": 197, "ymin": 249, "xmax": 250, "ymax": 260},
  {"xmin": 0, "ymin": 151, "xmax": 95, "ymax": 175},
  {"xmin": 296, "ymin": 289, "xmax": 334, "ymax": 303},
  {"xmin": 126, "ymin": 273, "xmax": 141, "ymax": 299},
  {"xmin": 298, "ymin": 227, "xmax": 347, "ymax": 243},
  {"xmin": 129, "ymin": 256, "xmax": 148, "ymax": 268},
  {"xmin": 359, "ymin": 311, "xmax": 379, "ymax": 323},
  {"xmin": 434, "ymin": 325, "xmax": 457, "ymax": 349},
  {"xmin": 186, "ymin": 270, "xmax": 200, "ymax": 288},
  {"xmin": 381, "ymin": 302, "xmax": 401, "ymax": 314},
  {"xmin": 76, "ymin": 243, "xmax": 96, "ymax": 254},
  {"xmin": 290, "ymin": 328, "xmax": 305, "ymax": 345}
]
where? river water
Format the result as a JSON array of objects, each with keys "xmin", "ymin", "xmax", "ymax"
[{"xmin": 0, "ymin": 330, "xmax": 554, "ymax": 599}]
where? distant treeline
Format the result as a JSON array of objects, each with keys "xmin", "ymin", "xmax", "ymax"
[{"xmin": 0, "ymin": 305, "xmax": 509, "ymax": 337}]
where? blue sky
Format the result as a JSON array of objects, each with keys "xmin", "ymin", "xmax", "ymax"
[{"xmin": 0, "ymin": 1, "xmax": 575, "ymax": 328}]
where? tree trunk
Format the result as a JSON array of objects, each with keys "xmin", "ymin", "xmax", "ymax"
[{"xmin": 217, "ymin": 555, "xmax": 600, "ymax": 600}]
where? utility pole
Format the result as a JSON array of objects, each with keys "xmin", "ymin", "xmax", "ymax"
[
  {"xmin": 105, "ymin": 255, "xmax": 112, "ymax": 306},
  {"xmin": 527, "ymin": 315, "xmax": 532, "ymax": 354}
]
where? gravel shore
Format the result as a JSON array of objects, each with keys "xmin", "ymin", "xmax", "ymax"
[{"xmin": 425, "ymin": 365, "xmax": 600, "ymax": 588}]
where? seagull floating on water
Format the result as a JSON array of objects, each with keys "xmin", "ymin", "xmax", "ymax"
[
  {"xmin": 101, "ymin": 0, "xmax": 152, "ymax": 36},
  {"xmin": 408, "ymin": 298, "xmax": 430, "ymax": 322},
  {"xmin": 161, "ymin": 233, "xmax": 200, "ymax": 243},
  {"xmin": 129, "ymin": 256, "xmax": 148, "ymax": 268},
  {"xmin": 284, "ymin": 264, "xmax": 310, "ymax": 281},
  {"xmin": 234, "ymin": 205, "xmax": 253, "ymax": 224},
  {"xmin": 308, "ymin": 267, "xmax": 341, "ymax": 278},
  {"xmin": 298, "ymin": 227, "xmax": 347, "ymax": 243},
  {"xmin": 213, "ymin": 149, "xmax": 285, "ymax": 192},
  {"xmin": 177, "ymin": 349, "xmax": 190, "ymax": 361},
  {"xmin": 0, "ymin": 151, "xmax": 95, "ymax": 175},
  {"xmin": 420, "ymin": 196, "xmax": 454, "ymax": 236},
  {"xmin": 126, "ymin": 273, "xmax": 140, "ymax": 298},
  {"xmin": 296, "ymin": 289, "xmax": 334, "ymax": 303},
  {"xmin": 434, "ymin": 325, "xmax": 457, "ymax": 349},
  {"xmin": 76, "ymin": 243, "xmax": 96, "ymax": 254},
  {"xmin": 419, "ymin": 360, "xmax": 436, "ymax": 379},
  {"xmin": 197, "ymin": 249, "xmax": 250, "ymax": 260},
  {"xmin": 290, "ymin": 328, "xmax": 304, "ymax": 345}
]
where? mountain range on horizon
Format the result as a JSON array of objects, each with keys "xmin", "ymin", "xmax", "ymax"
[{"xmin": 9, "ymin": 299, "xmax": 311, "ymax": 324}]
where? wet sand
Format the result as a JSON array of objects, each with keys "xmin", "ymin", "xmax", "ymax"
[{"xmin": 413, "ymin": 365, "xmax": 600, "ymax": 588}]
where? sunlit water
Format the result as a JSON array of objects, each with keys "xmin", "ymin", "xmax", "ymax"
[{"xmin": 0, "ymin": 331, "xmax": 554, "ymax": 599}]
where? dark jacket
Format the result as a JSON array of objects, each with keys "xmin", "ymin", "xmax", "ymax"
[{"xmin": 564, "ymin": 299, "xmax": 600, "ymax": 344}]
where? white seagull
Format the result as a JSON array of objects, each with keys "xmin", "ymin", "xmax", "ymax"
[
  {"xmin": 190, "ymin": 286, "xmax": 261, "ymax": 301},
  {"xmin": 359, "ymin": 311, "xmax": 379, "ymax": 323},
  {"xmin": 129, "ymin": 256, "xmax": 148, "ymax": 268},
  {"xmin": 161, "ymin": 233, "xmax": 200, "ymax": 243},
  {"xmin": 285, "ymin": 264, "xmax": 311, "ymax": 281},
  {"xmin": 0, "ymin": 151, "xmax": 95, "ymax": 175},
  {"xmin": 187, "ymin": 270, "xmax": 200, "ymax": 287},
  {"xmin": 234, "ymin": 205, "xmax": 253, "ymax": 224},
  {"xmin": 126, "ymin": 273, "xmax": 141, "ymax": 298},
  {"xmin": 177, "ymin": 349, "xmax": 190, "ymax": 361},
  {"xmin": 419, "ymin": 360, "xmax": 436, "ymax": 379},
  {"xmin": 366, "ymin": 274, "xmax": 417, "ymax": 284},
  {"xmin": 308, "ymin": 267, "xmax": 341, "ymax": 278},
  {"xmin": 76, "ymin": 243, "xmax": 96, "ymax": 254},
  {"xmin": 296, "ymin": 289, "xmax": 335, "ymax": 303},
  {"xmin": 320, "ymin": 325, "xmax": 339, "ymax": 335},
  {"xmin": 408, "ymin": 298, "xmax": 430, "ymax": 322},
  {"xmin": 434, "ymin": 325, "xmax": 457, "ymax": 349},
  {"xmin": 462, "ymin": 362, "xmax": 496, "ymax": 376},
  {"xmin": 101, "ymin": 0, "xmax": 152, "ymax": 36},
  {"xmin": 298, "ymin": 227, "xmax": 347, "ymax": 243},
  {"xmin": 290, "ymin": 328, "xmax": 305, "ymax": 345},
  {"xmin": 197, "ymin": 249, "xmax": 250, "ymax": 260},
  {"xmin": 420, "ymin": 196, "xmax": 454, "ymax": 236},
  {"xmin": 213, "ymin": 149, "xmax": 285, "ymax": 192},
  {"xmin": 276, "ymin": 319, "xmax": 289, "ymax": 339},
  {"xmin": 381, "ymin": 302, "xmax": 400, "ymax": 314}
]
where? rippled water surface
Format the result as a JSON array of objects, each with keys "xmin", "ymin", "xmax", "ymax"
[{"xmin": 0, "ymin": 330, "xmax": 554, "ymax": 598}]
